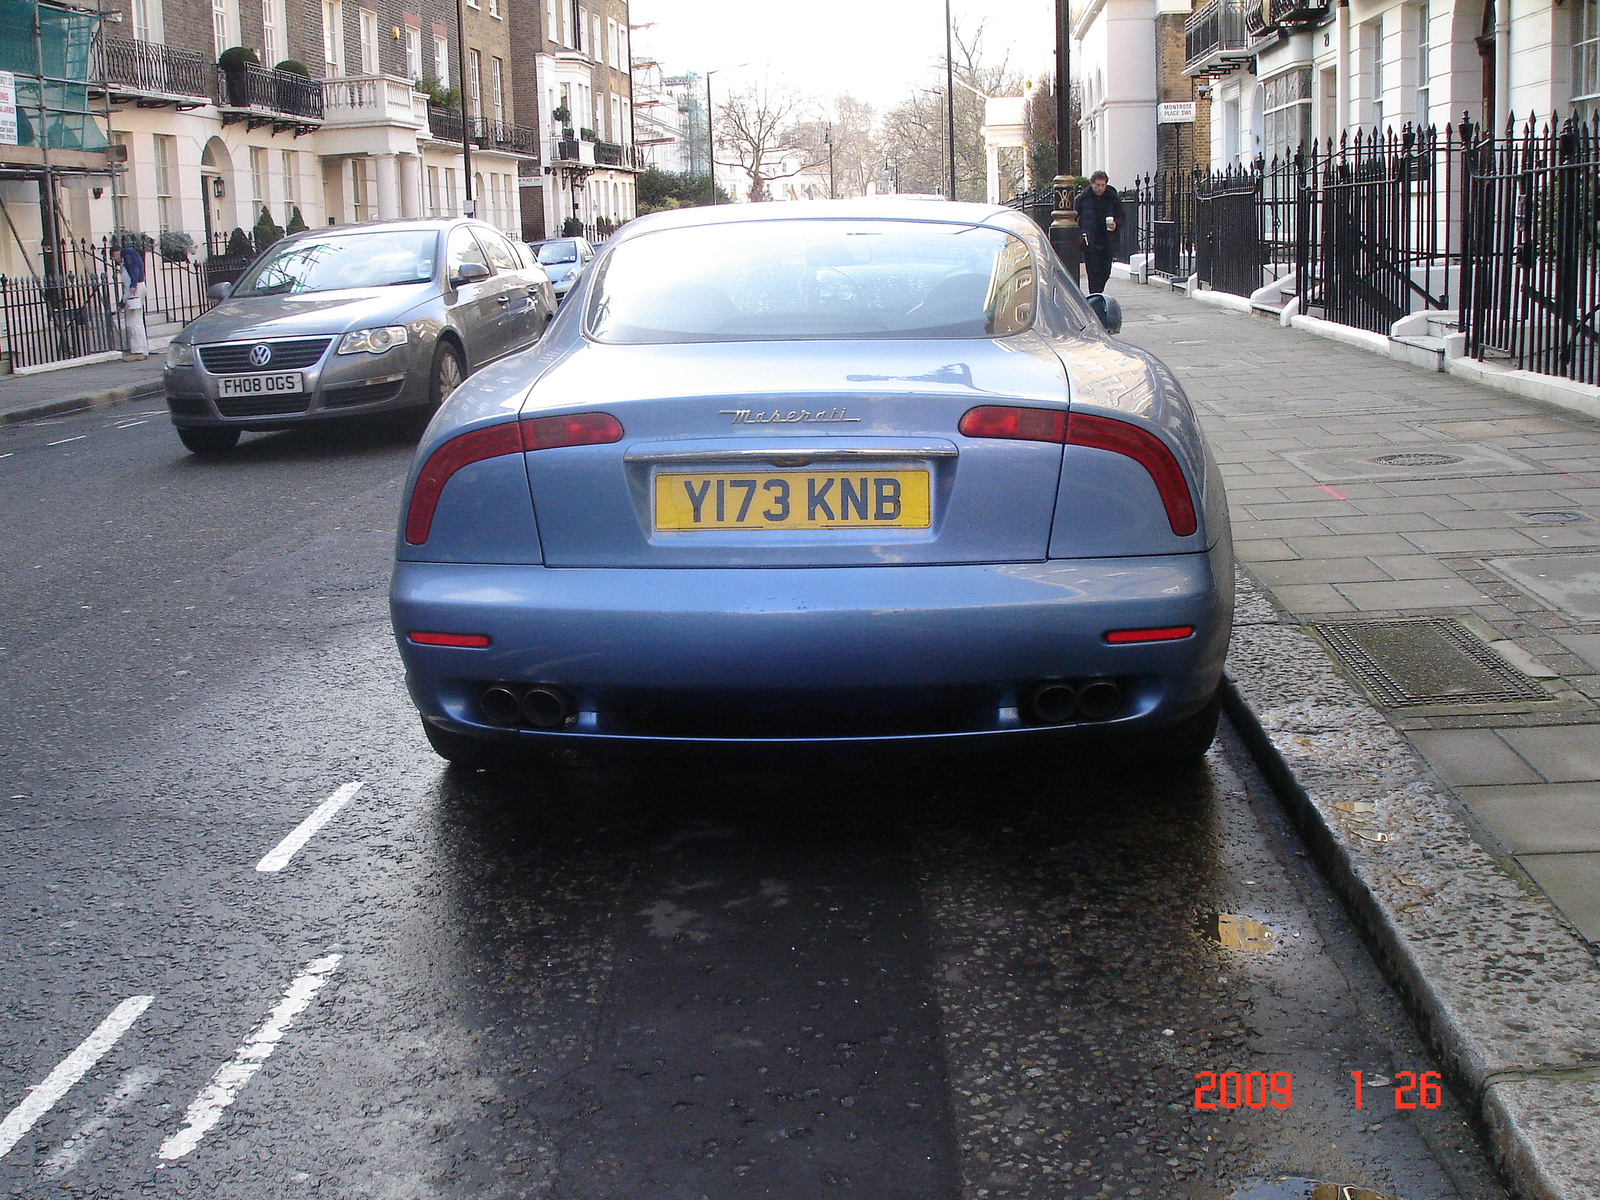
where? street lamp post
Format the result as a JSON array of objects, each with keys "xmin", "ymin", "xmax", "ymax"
[
  {"xmin": 825, "ymin": 125, "xmax": 835, "ymax": 199},
  {"xmin": 455, "ymin": 0, "xmax": 474, "ymax": 216},
  {"xmin": 944, "ymin": 0, "xmax": 956, "ymax": 201},
  {"xmin": 1050, "ymin": 0, "xmax": 1081, "ymax": 285},
  {"xmin": 705, "ymin": 69, "xmax": 718, "ymax": 205}
]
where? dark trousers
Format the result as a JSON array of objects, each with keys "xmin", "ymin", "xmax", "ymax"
[{"xmin": 1083, "ymin": 248, "xmax": 1114, "ymax": 295}]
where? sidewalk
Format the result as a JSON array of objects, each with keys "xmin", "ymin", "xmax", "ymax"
[
  {"xmin": 0, "ymin": 354, "xmax": 165, "ymax": 426},
  {"xmin": 1110, "ymin": 279, "xmax": 1600, "ymax": 1199}
]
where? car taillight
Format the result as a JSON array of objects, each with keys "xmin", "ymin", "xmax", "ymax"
[
  {"xmin": 404, "ymin": 412, "xmax": 624, "ymax": 545},
  {"xmin": 408, "ymin": 631, "xmax": 492, "ymax": 647},
  {"xmin": 1104, "ymin": 625, "xmax": 1195, "ymax": 644},
  {"xmin": 521, "ymin": 411, "xmax": 624, "ymax": 450},
  {"xmin": 957, "ymin": 405, "xmax": 1197, "ymax": 538}
]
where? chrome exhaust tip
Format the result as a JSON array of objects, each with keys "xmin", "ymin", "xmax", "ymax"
[
  {"xmin": 479, "ymin": 684, "xmax": 524, "ymax": 727},
  {"xmin": 1025, "ymin": 681, "xmax": 1079, "ymax": 725},
  {"xmin": 1076, "ymin": 680, "xmax": 1123, "ymax": 722},
  {"xmin": 521, "ymin": 684, "xmax": 575, "ymax": 730}
]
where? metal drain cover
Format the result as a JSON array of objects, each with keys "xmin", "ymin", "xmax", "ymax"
[
  {"xmin": 1313, "ymin": 618, "xmax": 1550, "ymax": 708},
  {"xmin": 1368, "ymin": 451, "xmax": 1464, "ymax": 467},
  {"xmin": 1519, "ymin": 510, "xmax": 1587, "ymax": 524}
]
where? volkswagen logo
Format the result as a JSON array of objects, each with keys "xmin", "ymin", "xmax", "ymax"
[{"xmin": 248, "ymin": 343, "xmax": 272, "ymax": 367}]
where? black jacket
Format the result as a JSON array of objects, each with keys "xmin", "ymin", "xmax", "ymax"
[{"xmin": 1074, "ymin": 185, "xmax": 1125, "ymax": 252}]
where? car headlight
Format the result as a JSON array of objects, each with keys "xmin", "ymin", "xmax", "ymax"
[
  {"xmin": 165, "ymin": 342, "xmax": 194, "ymax": 367},
  {"xmin": 337, "ymin": 326, "xmax": 410, "ymax": 355}
]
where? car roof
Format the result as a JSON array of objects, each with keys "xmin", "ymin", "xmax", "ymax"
[
  {"xmin": 278, "ymin": 217, "xmax": 491, "ymax": 242},
  {"xmin": 609, "ymin": 198, "xmax": 1029, "ymax": 245}
]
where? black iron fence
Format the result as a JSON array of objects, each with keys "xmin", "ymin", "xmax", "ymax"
[
  {"xmin": 0, "ymin": 234, "xmax": 257, "ymax": 370},
  {"xmin": 1461, "ymin": 113, "xmax": 1600, "ymax": 385},
  {"xmin": 97, "ymin": 35, "xmax": 214, "ymax": 101}
]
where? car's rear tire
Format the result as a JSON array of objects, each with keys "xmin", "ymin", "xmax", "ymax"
[
  {"xmin": 422, "ymin": 720, "xmax": 525, "ymax": 770},
  {"xmin": 1139, "ymin": 693, "xmax": 1220, "ymax": 769},
  {"xmin": 177, "ymin": 426, "xmax": 240, "ymax": 456}
]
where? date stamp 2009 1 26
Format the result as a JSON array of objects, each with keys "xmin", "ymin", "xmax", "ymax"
[{"xmin": 1192, "ymin": 1070, "xmax": 1444, "ymax": 1110}]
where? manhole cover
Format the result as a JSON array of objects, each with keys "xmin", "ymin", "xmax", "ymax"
[
  {"xmin": 1313, "ymin": 618, "xmax": 1550, "ymax": 708},
  {"xmin": 1367, "ymin": 452, "xmax": 1465, "ymax": 467},
  {"xmin": 1520, "ymin": 510, "xmax": 1586, "ymax": 524}
]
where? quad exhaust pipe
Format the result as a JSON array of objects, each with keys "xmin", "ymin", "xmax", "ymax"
[
  {"xmin": 478, "ymin": 683, "xmax": 575, "ymax": 730},
  {"xmin": 1023, "ymin": 678, "xmax": 1124, "ymax": 725}
]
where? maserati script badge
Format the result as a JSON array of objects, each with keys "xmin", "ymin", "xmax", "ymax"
[{"xmin": 719, "ymin": 408, "xmax": 862, "ymax": 425}]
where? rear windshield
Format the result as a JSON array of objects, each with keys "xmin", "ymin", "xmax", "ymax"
[
  {"xmin": 233, "ymin": 230, "xmax": 438, "ymax": 295},
  {"xmin": 586, "ymin": 219, "xmax": 1037, "ymax": 343},
  {"xmin": 536, "ymin": 240, "xmax": 579, "ymax": 264}
]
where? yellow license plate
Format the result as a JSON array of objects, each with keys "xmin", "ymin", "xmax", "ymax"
[{"xmin": 654, "ymin": 468, "xmax": 932, "ymax": 531}]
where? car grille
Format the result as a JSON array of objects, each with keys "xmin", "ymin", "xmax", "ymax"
[
  {"xmin": 199, "ymin": 337, "xmax": 332, "ymax": 373},
  {"xmin": 322, "ymin": 378, "xmax": 406, "ymax": 408},
  {"xmin": 166, "ymin": 395, "xmax": 211, "ymax": 417},
  {"xmin": 215, "ymin": 393, "xmax": 313, "ymax": 418}
]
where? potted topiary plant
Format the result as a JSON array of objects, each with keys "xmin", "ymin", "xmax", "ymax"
[
  {"xmin": 271, "ymin": 58, "xmax": 310, "ymax": 113},
  {"xmin": 562, "ymin": 216, "xmax": 583, "ymax": 237},
  {"xmin": 252, "ymin": 206, "xmax": 284, "ymax": 253},
  {"xmin": 225, "ymin": 226, "xmax": 255, "ymax": 260},
  {"xmin": 579, "ymin": 126, "xmax": 596, "ymax": 142},
  {"xmin": 218, "ymin": 46, "xmax": 260, "ymax": 106},
  {"xmin": 285, "ymin": 205, "xmax": 308, "ymax": 235},
  {"xmin": 157, "ymin": 229, "xmax": 196, "ymax": 263},
  {"xmin": 551, "ymin": 104, "xmax": 570, "ymax": 124}
]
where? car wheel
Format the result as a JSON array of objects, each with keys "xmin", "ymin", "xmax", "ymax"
[
  {"xmin": 422, "ymin": 720, "xmax": 525, "ymax": 770},
  {"xmin": 1140, "ymin": 693, "xmax": 1221, "ymax": 769},
  {"xmin": 428, "ymin": 341, "xmax": 465, "ymax": 412},
  {"xmin": 177, "ymin": 426, "xmax": 241, "ymax": 456}
]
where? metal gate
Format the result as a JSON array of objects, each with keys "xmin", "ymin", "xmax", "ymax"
[{"xmin": 1194, "ymin": 168, "xmax": 1262, "ymax": 296}]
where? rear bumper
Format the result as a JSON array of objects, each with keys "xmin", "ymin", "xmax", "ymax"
[{"xmin": 390, "ymin": 548, "xmax": 1233, "ymax": 746}]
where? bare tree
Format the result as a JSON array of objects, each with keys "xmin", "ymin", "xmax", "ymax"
[
  {"xmin": 715, "ymin": 84, "xmax": 825, "ymax": 202},
  {"xmin": 878, "ymin": 89, "xmax": 948, "ymax": 196},
  {"xmin": 793, "ymin": 95, "xmax": 879, "ymax": 198}
]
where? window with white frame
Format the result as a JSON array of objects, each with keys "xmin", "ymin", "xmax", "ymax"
[
  {"xmin": 491, "ymin": 57, "xmax": 504, "ymax": 123},
  {"xmin": 489, "ymin": 0, "xmax": 499, "ymax": 18},
  {"xmin": 323, "ymin": 0, "xmax": 345, "ymax": 73},
  {"xmin": 110, "ymin": 134, "xmax": 132, "ymax": 230},
  {"xmin": 546, "ymin": 0, "xmax": 556, "ymax": 43},
  {"xmin": 351, "ymin": 158, "xmax": 372, "ymax": 221},
  {"xmin": 263, "ymin": 0, "xmax": 287, "ymax": 67},
  {"xmin": 212, "ymin": 0, "xmax": 231, "ymax": 56},
  {"xmin": 434, "ymin": 35, "xmax": 449, "ymax": 85},
  {"xmin": 427, "ymin": 165, "xmax": 440, "ymax": 216},
  {"xmin": 129, "ymin": 0, "xmax": 158, "ymax": 42},
  {"xmin": 250, "ymin": 146, "xmax": 268, "ymax": 217},
  {"xmin": 359, "ymin": 8, "xmax": 379, "ymax": 74},
  {"xmin": 153, "ymin": 134, "xmax": 175, "ymax": 232},
  {"xmin": 1576, "ymin": 0, "xmax": 1600, "ymax": 116},
  {"xmin": 469, "ymin": 50, "xmax": 482, "ymax": 117},
  {"xmin": 1263, "ymin": 68, "xmax": 1311, "ymax": 160},
  {"xmin": 281, "ymin": 149, "xmax": 298, "ymax": 221},
  {"xmin": 404, "ymin": 26, "xmax": 421, "ymax": 80},
  {"xmin": 1416, "ymin": 2, "xmax": 1431, "ymax": 127}
]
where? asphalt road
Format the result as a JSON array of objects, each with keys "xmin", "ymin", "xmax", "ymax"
[{"xmin": 0, "ymin": 406, "xmax": 1511, "ymax": 1200}]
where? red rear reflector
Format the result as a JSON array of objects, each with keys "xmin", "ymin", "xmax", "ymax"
[
  {"xmin": 408, "ymin": 631, "xmax": 491, "ymax": 648},
  {"xmin": 958, "ymin": 404, "xmax": 1066, "ymax": 443},
  {"xmin": 1104, "ymin": 625, "xmax": 1194, "ymax": 644},
  {"xmin": 404, "ymin": 412, "xmax": 624, "ymax": 545},
  {"xmin": 522, "ymin": 411, "xmax": 625, "ymax": 450}
]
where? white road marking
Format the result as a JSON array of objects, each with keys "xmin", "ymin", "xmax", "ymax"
[
  {"xmin": 157, "ymin": 954, "xmax": 342, "ymax": 1161},
  {"xmin": 115, "ymin": 420, "xmax": 148, "ymax": 429},
  {"xmin": 255, "ymin": 782, "xmax": 363, "ymax": 872},
  {"xmin": 0, "ymin": 995, "xmax": 154, "ymax": 1159},
  {"xmin": 45, "ymin": 436, "xmax": 86, "ymax": 446},
  {"xmin": 40, "ymin": 1065, "xmax": 160, "ymax": 1176},
  {"xmin": 0, "ymin": 453, "xmax": 12, "ymax": 460}
]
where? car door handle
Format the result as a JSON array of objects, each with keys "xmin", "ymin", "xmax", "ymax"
[{"xmin": 496, "ymin": 294, "xmax": 511, "ymax": 304}]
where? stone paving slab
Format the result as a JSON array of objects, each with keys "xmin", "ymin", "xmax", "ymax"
[
  {"xmin": 1112, "ymin": 280, "xmax": 1600, "ymax": 1200},
  {"xmin": 0, "ymin": 355, "xmax": 164, "ymax": 426}
]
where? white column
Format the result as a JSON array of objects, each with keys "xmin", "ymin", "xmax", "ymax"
[
  {"xmin": 398, "ymin": 154, "xmax": 422, "ymax": 218},
  {"xmin": 985, "ymin": 142, "xmax": 999, "ymax": 205},
  {"xmin": 374, "ymin": 152, "xmax": 400, "ymax": 220}
]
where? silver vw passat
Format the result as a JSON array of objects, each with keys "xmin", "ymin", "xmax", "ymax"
[{"xmin": 164, "ymin": 218, "xmax": 555, "ymax": 455}]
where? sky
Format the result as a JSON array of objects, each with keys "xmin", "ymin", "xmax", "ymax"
[{"xmin": 627, "ymin": 0, "xmax": 1057, "ymax": 116}]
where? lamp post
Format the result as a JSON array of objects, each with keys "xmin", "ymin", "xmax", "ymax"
[
  {"xmin": 944, "ymin": 0, "xmax": 956, "ymax": 200},
  {"xmin": 825, "ymin": 124, "xmax": 835, "ymax": 199},
  {"xmin": 703, "ymin": 63, "xmax": 747, "ymax": 206},
  {"xmin": 455, "ymin": 0, "xmax": 474, "ymax": 216},
  {"xmin": 1050, "ymin": 0, "xmax": 1081, "ymax": 285}
]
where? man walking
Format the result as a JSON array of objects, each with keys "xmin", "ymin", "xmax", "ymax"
[{"xmin": 1074, "ymin": 171, "xmax": 1125, "ymax": 295}]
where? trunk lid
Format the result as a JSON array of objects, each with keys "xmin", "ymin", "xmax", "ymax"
[{"xmin": 520, "ymin": 334, "xmax": 1070, "ymax": 568}]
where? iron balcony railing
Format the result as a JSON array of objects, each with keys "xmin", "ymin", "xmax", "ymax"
[
  {"xmin": 425, "ymin": 105, "xmax": 539, "ymax": 155},
  {"xmin": 594, "ymin": 140, "xmax": 624, "ymax": 166},
  {"xmin": 97, "ymin": 36, "xmax": 214, "ymax": 102},
  {"xmin": 218, "ymin": 63, "xmax": 324, "ymax": 121},
  {"xmin": 1185, "ymin": 0, "xmax": 1252, "ymax": 75},
  {"xmin": 1268, "ymin": 0, "xmax": 1332, "ymax": 27}
]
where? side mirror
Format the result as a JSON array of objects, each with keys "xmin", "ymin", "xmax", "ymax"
[
  {"xmin": 452, "ymin": 261, "xmax": 491, "ymax": 288},
  {"xmin": 207, "ymin": 281, "xmax": 233, "ymax": 301},
  {"xmin": 1087, "ymin": 292, "xmax": 1122, "ymax": 335}
]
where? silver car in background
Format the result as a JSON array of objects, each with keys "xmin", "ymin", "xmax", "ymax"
[
  {"xmin": 528, "ymin": 236, "xmax": 594, "ymax": 302},
  {"xmin": 164, "ymin": 218, "xmax": 555, "ymax": 455}
]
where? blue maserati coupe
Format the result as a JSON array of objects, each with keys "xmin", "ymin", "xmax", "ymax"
[{"xmin": 389, "ymin": 199, "xmax": 1233, "ymax": 766}]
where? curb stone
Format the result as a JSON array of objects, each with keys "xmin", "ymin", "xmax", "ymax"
[
  {"xmin": 0, "ymin": 379, "xmax": 164, "ymax": 427},
  {"xmin": 1222, "ymin": 572, "xmax": 1600, "ymax": 1200}
]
